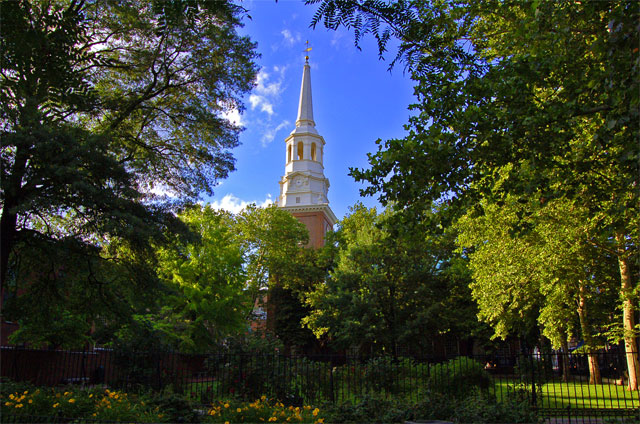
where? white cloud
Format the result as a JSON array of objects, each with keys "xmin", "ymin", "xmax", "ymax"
[
  {"xmin": 249, "ymin": 94, "xmax": 274, "ymax": 115},
  {"xmin": 261, "ymin": 120, "xmax": 290, "ymax": 146},
  {"xmin": 281, "ymin": 29, "xmax": 301, "ymax": 46},
  {"xmin": 248, "ymin": 67, "xmax": 287, "ymax": 118},
  {"xmin": 330, "ymin": 30, "xmax": 349, "ymax": 49},
  {"xmin": 221, "ymin": 107, "xmax": 243, "ymax": 126},
  {"xmin": 209, "ymin": 193, "xmax": 274, "ymax": 214},
  {"xmin": 149, "ymin": 183, "xmax": 177, "ymax": 198}
]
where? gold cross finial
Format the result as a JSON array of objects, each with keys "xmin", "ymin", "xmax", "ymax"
[{"xmin": 304, "ymin": 40, "xmax": 312, "ymax": 62}]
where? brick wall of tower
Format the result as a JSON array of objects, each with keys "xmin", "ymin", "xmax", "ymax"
[{"xmin": 291, "ymin": 211, "xmax": 332, "ymax": 248}]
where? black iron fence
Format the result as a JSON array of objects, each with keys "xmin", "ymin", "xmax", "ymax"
[{"xmin": 2, "ymin": 347, "xmax": 639, "ymax": 420}]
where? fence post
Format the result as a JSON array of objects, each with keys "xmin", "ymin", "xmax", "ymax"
[
  {"xmin": 329, "ymin": 361, "xmax": 335, "ymax": 403},
  {"xmin": 530, "ymin": 352, "xmax": 537, "ymax": 408}
]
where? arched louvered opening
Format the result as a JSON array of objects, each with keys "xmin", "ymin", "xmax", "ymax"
[
  {"xmin": 297, "ymin": 141, "xmax": 304, "ymax": 160},
  {"xmin": 288, "ymin": 144, "xmax": 292, "ymax": 163},
  {"xmin": 311, "ymin": 143, "xmax": 317, "ymax": 161}
]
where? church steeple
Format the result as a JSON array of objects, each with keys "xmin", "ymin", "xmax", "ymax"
[
  {"xmin": 277, "ymin": 55, "xmax": 336, "ymax": 247},
  {"xmin": 295, "ymin": 60, "xmax": 315, "ymax": 129}
]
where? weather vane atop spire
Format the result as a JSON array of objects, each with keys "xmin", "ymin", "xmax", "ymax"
[{"xmin": 304, "ymin": 40, "xmax": 312, "ymax": 63}]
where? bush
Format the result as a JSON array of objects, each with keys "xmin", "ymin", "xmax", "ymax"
[
  {"xmin": 449, "ymin": 391, "xmax": 539, "ymax": 423},
  {"xmin": 361, "ymin": 356, "xmax": 419, "ymax": 394},
  {"xmin": 203, "ymin": 396, "xmax": 326, "ymax": 423},
  {"xmin": 321, "ymin": 395, "xmax": 407, "ymax": 424},
  {"xmin": 514, "ymin": 355, "xmax": 552, "ymax": 386},
  {"xmin": 428, "ymin": 357, "xmax": 491, "ymax": 397},
  {"xmin": 0, "ymin": 380, "xmax": 173, "ymax": 423}
]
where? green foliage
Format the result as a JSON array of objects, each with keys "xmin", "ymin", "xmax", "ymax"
[
  {"xmin": 321, "ymin": 394, "xmax": 408, "ymax": 424},
  {"xmin": 514, "ymin": 356, "xmax": 552, "ymax": 387},
  {"xmin": 1, "ymin": 0, "xmax": 258, "ymax": 344},
  {"xmin": 222, "ymin": 332, "xmax": 285, "ymax": 355},
  {"xmin": 361, "ymin": 356, "xmax": 417, "ymax": 394},
  {"xmin": 204, "ymin": 398, "xmax": 327, "ymax": 423},
  {"xmin": 0, "ymin": 382, "xmax": 167, "ymax": 423},
  {"xmin": 321, "ymin": 390, "xmax": 539, "ymax": 424},
  {"xmin": 303, "ymin": 202, "xmax": 477, "ymax": 354},
  {"xmin": 154, "ymin": 205, "xmax": 250, "ymax": 352},
  {"xmin": 456, "ymin": 195, "xmax": 619, "ymax": 350},
  {"xmin": 429, "ymin": 357, "xmax": 491, "ymax": 398},
  {"xmin": 148, "ymin": 392, "xmax": 201, "ymax": 423},
  {"xmin": 309, "ymin": 0, "xmax": 638, "ymax": 385}
]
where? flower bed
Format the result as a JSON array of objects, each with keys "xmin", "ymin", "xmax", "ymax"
[
  {"xmin": 206, "ymin": 396, "xmax": 325, "ymax": 423},
  {"xmin": 0, "ymin": 379, "xmax": 326, "ymax": 423}
]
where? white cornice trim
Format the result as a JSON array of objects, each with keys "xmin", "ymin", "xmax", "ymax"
[{"xmin": 280, "ymin": 204, "xmax": 338, "ymax": 227}]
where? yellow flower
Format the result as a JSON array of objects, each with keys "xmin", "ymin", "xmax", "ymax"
[
  {"xmin": 312, "ymin": 408, "xmax": 320, "ymax": 417},
  {"xmin": 5, "ymin": 402, "xmax": 13, "ymax": 406},
  {"xmin": 68, "ymin": 398, "xmax": 75, "ymax": 403},
  {"xmin": 53, "ymin": 403, "xmax": 60, "ymax": 408},
  {"xmin": 9, "ymin": 394, "xmax": 14, "ymax": 400},
  {"xmin": 316, "ymin": 420, "xmax": 325, "ymax": 424},
  {"xmin": 89, "ymin": 394, "xmax": 93, "ymax": 398},
  {"xmin": 224, "ymin": 403, "xmax": 230, "ymax": 408},
  {"xmin": 269, "ymin": 417, "xmax": 277, "ymax": 422},
  {"xmin": 261, "ymin": 395, "xmax": 267, "ymax": 401},
  {"xmin": 237, "ymin": 407, "xmax": 242, "ymax": 413},
  {"xmin": 15, "ymin": 404, "xmax": 23, "ymax": 408},
  {"xmin": 225, "ymin": 421, "xmax": 230, "ymax": 424},
  {"xmin": 304, "ymin": 405, "xmax": 311, "ymax": 410},
  {"xmin": 64, "ymin": 392, "xmax": 70, "ymax": 396},
  {"xmin": 28, "ymin": 400, "xmax": 33, "ymax": 404}
]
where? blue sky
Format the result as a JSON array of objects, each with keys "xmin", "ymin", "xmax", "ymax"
[{"xmin": 204, "ymin": 0, "xmax": 416, "ymax": 220}]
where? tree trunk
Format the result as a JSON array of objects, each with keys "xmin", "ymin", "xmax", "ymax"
[
  {"xmin": 577, "ymin": 284, "xmax": 602, "ymax": 384},
  {"xmin": 616, "ymin": 232, "xmax": 639, "ymax": 391},
  {"xmin": 0, "ymin": 144, "xmax": 28, "ymax": 290},
  {"xmin": 561, "ymin": 337, "xmax": 570, "ymax": 383}
]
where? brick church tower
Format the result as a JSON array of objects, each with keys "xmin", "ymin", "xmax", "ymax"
[{"xmin": 277, "ymin": 56, "xmax": 336, "ymax": 247}]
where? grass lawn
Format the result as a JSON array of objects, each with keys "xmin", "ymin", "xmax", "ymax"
[{"xmin": 493, "ymin": 378, "xmax": 640, "ymax": 409}]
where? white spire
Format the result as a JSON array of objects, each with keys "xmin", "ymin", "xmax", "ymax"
[
  {"xmin": 277, "ymin": 56, "xmax": 336, "ymax": 228},
  {"xmin": 295, "ymin": 60, "xmax": 315, "ymax": 128}
]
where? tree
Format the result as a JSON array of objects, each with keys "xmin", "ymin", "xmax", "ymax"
[
  {"xmin": 309, "ymin": 0, "xmax": 639, "ymax": 388},
  {"xmin": 1, "ymin": 0, "xmax": 258, "ymax": 349},
  {"xmin": 232, "ymin": 204, "xmax": 310, "ymax": 318},
  {"xmin": 456, "ymin": 193, "xmax": 619, "ymax": 383},
  {"xmin": 303, "ymin": 203, "xmax": 477, "ymax": 355},
  {"xmin": 152, "ymin": 206, "xmax": 249, "ymax": 352},
  {"xmin": 1, "ymin": 0, "xmax": 258, "ymax": 289}
]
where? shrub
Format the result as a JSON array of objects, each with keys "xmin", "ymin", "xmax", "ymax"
[
  {"xmin": 321, "ymin": 395, "xmax": 407, "ymax": 424},
  {"xmin": 428, "ymin": 357, "xmax": 491, "ymax": 397},
  {"xmin": 449, "ymin": 391, "xmax": 539, "ymax": 424},
  {"xmin": 203, "ymin": 396, "xmax": 326, "ymax": 423},
  {"xmin": 514, "ymin": 355, "xmax": 552, "ymax": 386},
  {"xmin": 0, "ymin": 380, "xmax": 169, "ymax": 423},
  {"xmin": 361, "ymin": 356, "xmax": 419, "ymax": 394}
]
